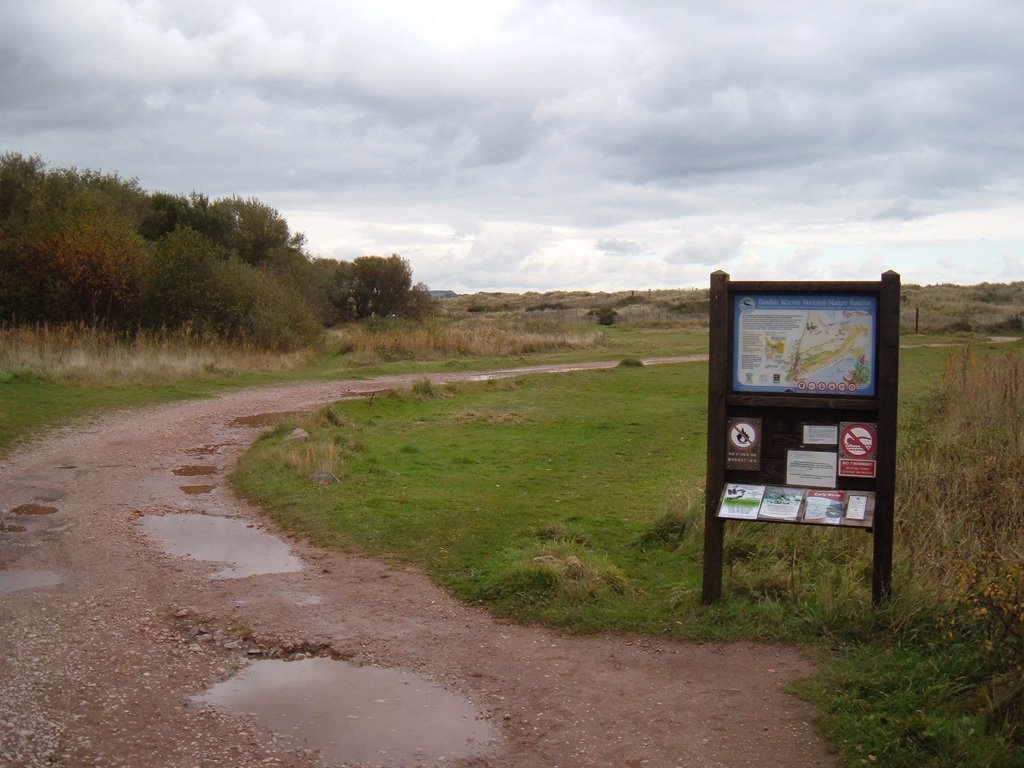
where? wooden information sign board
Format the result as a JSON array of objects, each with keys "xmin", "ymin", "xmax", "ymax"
[{"xmin": 701, "ymin": 272, "xmax": 900, "ymax": 605}]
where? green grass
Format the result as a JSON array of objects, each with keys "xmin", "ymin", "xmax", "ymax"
[
  {"xmin": 0, "ymin": 372, "xmax": 204, "ymax": 451},
  {"xmin": 234, "ymin": 364, "xmax": 710, "ymax": 631},
  {"xmin": 233, "ymin": 343, "xmax": 1024, "ymax": 767}
]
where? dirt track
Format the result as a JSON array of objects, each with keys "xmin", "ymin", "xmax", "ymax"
[{"xmin": 1, "ymin": 359, "xmax": 838, "ymax": 768}]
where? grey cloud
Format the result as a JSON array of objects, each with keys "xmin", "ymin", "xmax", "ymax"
[
  {"xmin": 1, "ymin": 0, "xmax": 1021, "ymax": 290},
  {"xmin": 596, "ymin": 239, "xmax": 647, "ymax": 255},
  {"xmin": 873, "ymin": 199, "xmax": 928, "ymax": 222}
]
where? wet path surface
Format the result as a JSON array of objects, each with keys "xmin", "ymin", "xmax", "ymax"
[{"xmin": 0, "ymin": 358, "xmax": 837, "ymax": 768}]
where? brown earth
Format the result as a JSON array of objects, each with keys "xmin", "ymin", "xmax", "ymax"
[{"xmin": 0, "ymin": 359, "xmax": 839, "ymax": 768}]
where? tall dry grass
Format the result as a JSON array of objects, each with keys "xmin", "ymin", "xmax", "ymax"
[
  {"xmin": 0, "ymin": 324, "xmax": 317, "ymax": 384},
  {"xmin": 898, "ymin": 347, "xmax": 1023, "ymax": 582},
  {"xmin": 897, "ymin": 346, "xmax": 1024, "ymax": 738},
  {"xmin": 329, "ymin": 317, "xmax": 607, "ymax": 362}
]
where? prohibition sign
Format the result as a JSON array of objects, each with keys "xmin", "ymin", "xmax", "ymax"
[{"xmin": 840, "ymin": 423, "xmax": 877, "ymax": 459}]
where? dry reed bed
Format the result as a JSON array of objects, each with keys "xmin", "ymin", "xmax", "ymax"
[
  {"xmin": 329, "ymin": 318, "xmax": 607, "ymax": 361},
  {"xmin": 898, "ymin": 348, "xmax": 1023, "ymax": 578},
  {"xmin": 0, "ymin": 324, "xmax": 316, "ymax": 383},
  {"xmin": 897, "ymin": 347, "xmax": 1024, "ymax": 736}
]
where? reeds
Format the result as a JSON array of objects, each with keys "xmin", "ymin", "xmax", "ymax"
[
  {"xmin": 0, "ymin": 323, "xmax": 316, "ymax": 384},
  {"xmin": 899, "ymin": 347, "xmax": 1023, "ymax": 584},
  {"xmin": 897, "ymin": 346, "xmax": 1024, "ymax": 739},
  {"xmin": 328, "ymin": 317, "xmax": 607, "ymax": 362}
]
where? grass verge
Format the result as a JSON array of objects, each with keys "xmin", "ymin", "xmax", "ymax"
[{"xmin": 233, "ymin": 343, "xmax": 1024, "ymax": 767}]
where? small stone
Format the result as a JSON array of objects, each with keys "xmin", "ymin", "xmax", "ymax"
[
  {"xmin": 284, "ymin": 428, "xmax": 310, "ymax": 442},
  {"xmin": 174, "ymin": 608, "xmax": 190, "ymax": 618},
  {"xmin": 308, "ymin": 471, "xmax": 337, "ymax": 485}
]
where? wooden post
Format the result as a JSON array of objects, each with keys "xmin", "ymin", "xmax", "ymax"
[
  {"xmin": 872, "ymin": 270, "xmax": 901, "ymax": 603},
  {"xmin": 701, "ymin": 271, "xmax": 730, "ymax": 604}
]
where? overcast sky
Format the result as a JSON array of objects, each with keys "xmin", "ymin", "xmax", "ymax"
[{"xmin": 3, "ymin": 1, "xmax": 1023, "ymax": 292}]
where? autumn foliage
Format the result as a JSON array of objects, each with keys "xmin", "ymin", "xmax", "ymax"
[{"xmin": 0, "ymin": 153, "xmax": 433, "ymax": 348}]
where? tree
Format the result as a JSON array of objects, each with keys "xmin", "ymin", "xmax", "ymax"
[
  {"xmin": 143, "ymin": 226, "xmax": 230, "ymax": 331},
  {"xmin": 0, "ymin": 153, "xmax": 48, "ymax": 320},
  {"xmin": 39, "ymin": 197, "xmax": 150, "ymax": 324},
  {"xmin": 348, "ymin": 254, "xmax": 414, "ymax": 318},
  {"xmin": 210, "ymin": 196, "xmax": 299, "ymax": 267},
  {"xmin": 308, "ymin": 257, "xmax": 356, "ymax": 325}
]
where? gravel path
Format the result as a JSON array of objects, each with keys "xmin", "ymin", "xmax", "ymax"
[{"xmin": 1, "ymin": 359, "xmax": 837, "ymax": 768}]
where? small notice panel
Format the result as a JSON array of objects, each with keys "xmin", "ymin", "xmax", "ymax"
[
  {"xmin": 726, "ymin": 418, "xmax": 761, "ymax": 471},
  {"xmin": 839, "ymin": 458, "xmax": 877, "ymax": 478},
  {"xmin": 803, "ymin": 424, "xmax": 838, "ymax": 445},
  {"xmin": 717, "ymin": 483, "xmax": 766, "ymax": 519},
  {"xmin": 786, "ymin": 450, "xmax": 838, "ymax": 488},
  {"xmin": 840, "ymin": 422, "xmax": 877, "ymax": 460}
]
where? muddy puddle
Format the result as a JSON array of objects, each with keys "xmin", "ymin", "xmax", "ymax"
[
  {"xmin": 138, "ymin": 514, "xmax": 302, "ymax": 579},
  {"xmin": 186, "ymin": 443, "xmax": 233, "ymax": 456},
  {"xmin": 179, "ymin": 485, "xmax": 215, "ymax": 495},
  {"xmin": 192, "ymin": 657, "xmax": 495, "ymax": 766},
  {"xmin": 11, "ymin": 504, "xmax": 58, "ymax": 516},
  {"xmin": 0, "ymin": 568, "xmax": 62, "ymax": 593},
  {"xmin": 172, "ymin": 465, "xmax": 217, "ymax": 477}
]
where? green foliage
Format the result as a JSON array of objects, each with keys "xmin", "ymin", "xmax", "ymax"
[
  {"xmin": 799, "ymin": 638, "xmax": 1018, "ymax": 768},
  {"xmin": 0, "ymin": 153, "xmax": 433, "ymax": 345},
  {"xmin": 144, "ymin": 227, "xmax": 229, "ymax": 331},
  {"xmin": 348, "ymin": 254, "xmax": 435, "ymax": 319}
]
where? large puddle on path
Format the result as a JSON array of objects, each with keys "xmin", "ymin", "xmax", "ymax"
[
  {"xmin": 0, "ymin": 569, "xmax": 62, "ymax": 593},
  {"xmin": 192, "ymin": 658, "xmax": 495, "ymax": 766},
  {"xmin": 138, "ymin": 514, "xmax": 302, "ymax": 579}
]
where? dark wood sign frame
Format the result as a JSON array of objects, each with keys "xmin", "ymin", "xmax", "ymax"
[{"xmin": 701, "ymin": 271, "xmax": 900, "ymax": 605}]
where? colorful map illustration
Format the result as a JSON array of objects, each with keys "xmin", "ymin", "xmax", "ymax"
[{"xmin": 733, "ymin": 295, "xmax": 876, "ymax": 395}]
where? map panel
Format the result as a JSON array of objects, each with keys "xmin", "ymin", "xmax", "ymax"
[{"xmin": 732, "ymin": 294, "xmax": 876, "ymax": 396}]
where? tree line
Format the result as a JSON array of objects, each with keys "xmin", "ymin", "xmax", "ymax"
[{"xmin": 0, "ymin": 153, "xmax": 434, "ymax": 349}]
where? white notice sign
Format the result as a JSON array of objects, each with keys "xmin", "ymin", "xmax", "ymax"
[
  {"xmin": 786, "ymin": 450, "xmax": 838, "ymax": 488},
  {"xmin": 803, "ymin": 424, "xmax": 838, "ymax": 445}
]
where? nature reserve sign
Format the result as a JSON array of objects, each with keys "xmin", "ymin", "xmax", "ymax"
[{"xmin": 702, "ymin": 272, "xmax": 900, "ymax": 605}]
